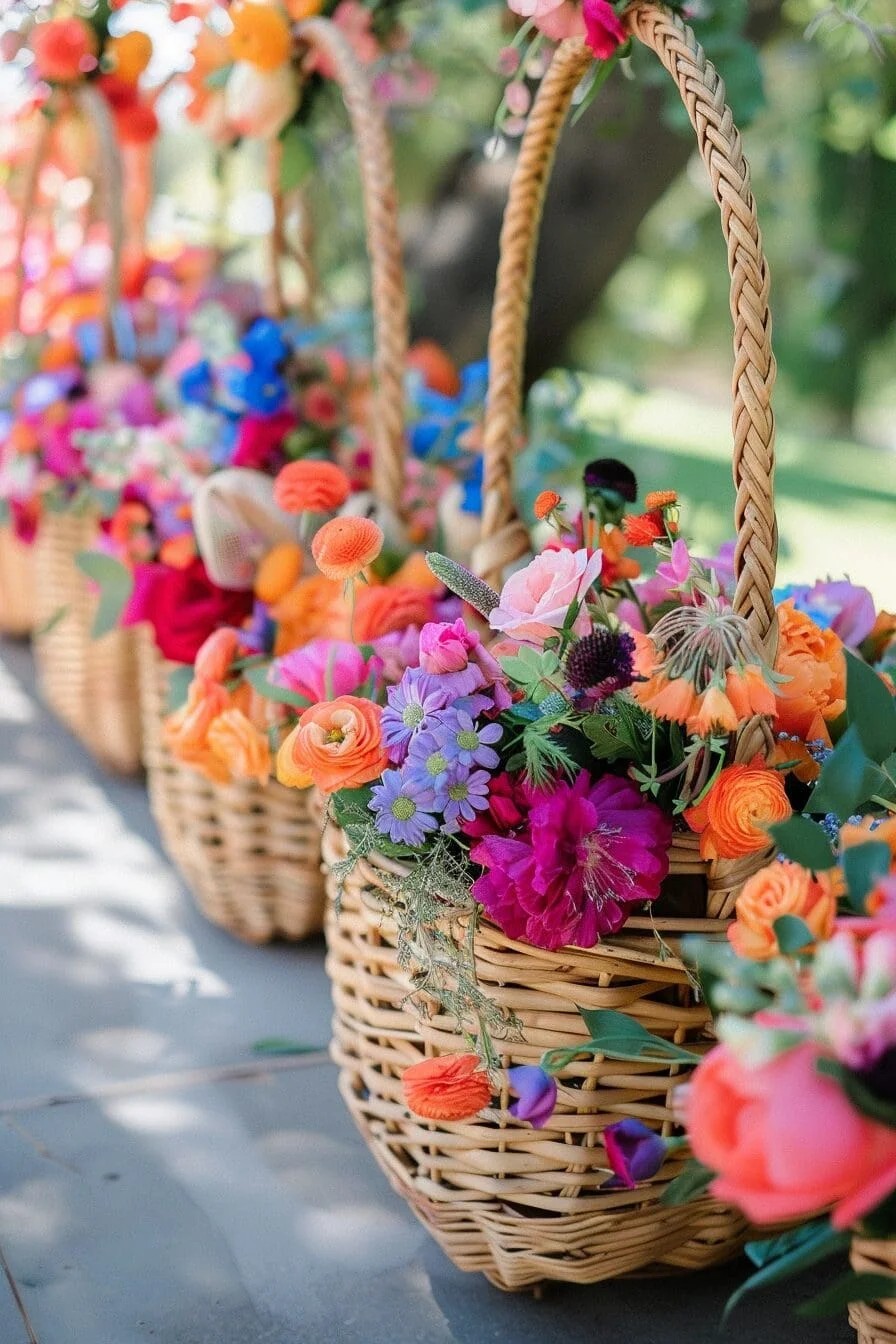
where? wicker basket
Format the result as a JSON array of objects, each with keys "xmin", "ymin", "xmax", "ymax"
[
  {"xmin": 0, "ymin": 525, "xmax": 36, "ymax": 637},
  {"xmin": 850, "ymin": 1238, "xmax": 896, "ymax": 1344},
  {"xmin": 138, "ymin": 632, "xmax": 326, "ymax": 943},
  {"xmin": 324, "ymin": 1, "xmax": 779, "ymax": 1290},
  {"xmin": 33, "ymin": 510, "xmax": 143, "ymax": 774}
]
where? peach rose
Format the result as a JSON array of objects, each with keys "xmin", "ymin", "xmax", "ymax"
[
  {"xmin": 686, "ymin": 1043, "xmax": 896, "ymax": 1229},
  {"xmin": 728, "ymin": 861, "xmax": 837, "ymax": 960},
  {"xmin": 276, "ymin": 695, "xmax": 386, "ymax": 793},
  {"xmin": 684, "ymin": 759, "xmax": 792, "ymax": 861},
  {"xmin": 402, "ymin": 1054, "xmax": 492, "ymax": 1122},
  {"xmin": 489, "ymin": 548, "xmax": 602, "ymax": 645},
  {"xmin": 207, "ymin": 709, "xmax": 271, "ymax": 786},
  {"xmin": 773, "ymin": 600, "xmax": 846, "ymax": 746}
]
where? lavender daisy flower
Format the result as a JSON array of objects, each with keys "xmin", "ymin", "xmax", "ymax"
[
  {"xmin": 381, "ymin": 668, "xmax": 449, "ymax": 764},
  {"xmin": 369, "ymin": 771, "xmax": 439, "ymax": 847},
  {"xmin": 438, "ymin": 708, "xmax": 503, "ymax": 770},
  {"xmin": 442, "ymin": 767, "xmax": 492, "ymax": 834},
  {"xmin": 406, "ymin": 729, "xmax": 453, "ymax": 797}
]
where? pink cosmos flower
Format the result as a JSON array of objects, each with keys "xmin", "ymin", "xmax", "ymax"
[
  {"xmin": 490, "ymin": 547, "xmax": 602, "ymax": 645},
  {"xmin": 471, "ymin": 771, "xmax": 672, "ymax": 950},
  {"xmin": 273, "ymin": 640, "xmax": 378, "ymax": 703}
]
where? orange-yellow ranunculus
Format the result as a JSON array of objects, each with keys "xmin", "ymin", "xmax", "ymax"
[
  {"xmin": 402, "ymin": 1054, "xmax": 492, "ymax": 1122},
  {"xmin": 207, "ymin": 709, "xmax": 271, "ymax": 786},
  {"xmin": 773, "ymin": 600, "xmax": 846, "ymax": 746},
  {"xmin": 728, "ymin": 860, "xmax": 837, "ymax": 960},
  {"xmin": 270, "ymin": 574, "xmax": 341, "ymax": 653},
  {"xmin": 106, "ymin": 31, "xmax": 153, "ymax": 84},
  {"xmin": 228, "ymin": 2, "xmax": 292, "ymax": 70},
  {"xmin": 684, "ymin": 758, "xmax": 792, "ymax": 861},
  {"xmin": 311, "ymin": 515, "xmax": 384, "ymax": 582},
  {"xmin": 274, "ymin": 460, "xmax": 351, "ymax": 514},
  {"xmin": 276, "ymin": 695, "xmax": 386, "ymax": 793}
]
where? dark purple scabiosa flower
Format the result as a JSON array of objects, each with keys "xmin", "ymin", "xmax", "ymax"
[
  {"xmin": 565, "ymin": 629, "xmax": 636, "ymax": 703},
  {"xmin": 602, "ymin": 1118, "xmax": 668, "ymax": 1189},
  {"xmin": 507, "ymin": 1066, "xmax": 558, "ymax": 1129},
  {"xmin": 583, "ymin": 458, "xmax": 638, "ymax": 528}
]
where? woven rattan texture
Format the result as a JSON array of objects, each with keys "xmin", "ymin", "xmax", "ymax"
[
  {"xmin": 138, "ymin": 633, "xmax": 325, "ymax": 943},
  {"xmin": 0, "ymin": 525, "xmax": 36, "ymax": 637},
  {"xmin": 33, "ymin": 511, "xmax": 142, "ymax": 774},
  {"xmin": 850, "ymin": 1239, "xmax": 896, "ymax": 1344},
  {"xmin": 323, "ymin": 820, "xmax": 749, "ymax": 1290}
]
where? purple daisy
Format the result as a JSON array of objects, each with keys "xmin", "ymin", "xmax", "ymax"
[
  {"xmin": 442, "ymin": 767, "xmax": 492, "ymax": 834},
  {"xmin": 405, "ymin": 728, "xmax": 452, "ymax": 794},
  {"xmin": 437, "ymin": 709, "xmax": 503, "ymax": 770},
  {"xmin": 381, "ymin": 668, "xmax": 449, "ymax": 764},
  {"xmin": 369, "ymin": 771, "xmax": 439, "ymax": 847}
]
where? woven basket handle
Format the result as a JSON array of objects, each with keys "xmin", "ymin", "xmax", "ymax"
[
  {"xmin": 11, "ymin": 84, "xmax": 125, "ymax": 359},
  {"xmin": 294, "ymin": 17, "xmax": 408, "ymax": 515},
  {"xmin": 475, "ymin": 2, "xmax": 778, "ymax": 655}
]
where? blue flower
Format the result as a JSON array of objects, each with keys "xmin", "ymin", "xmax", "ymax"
[
  {"xmin": 179, "ymin": 360, "xmax": 215, "ymax": 407},
  {"xmin": 442, "ymin": 767, "xmax": 491, "ymax": 834},
  {"xmin": 226, "ymin": 367, "xmax": 288, "ymax": 415},
  {"xmin": 437, "ymin": 708, "xmax": 502, "ymax": 769},
  {"xmin": 507, "ymin": 1066, "xmax": 558, "ymax": 1129},
  {"xmin": 369, "ymin": 771, "xmax": 438, "ymax": 847},
  {"xmin": 241, "ymin": 317, "xmax": 289, "ymax": 371},
  {"xmin": 407, "ymin": 359, "xmax": 489, "ymax": 463},
  {"xmin": 381, "ymin": 669, "xmax": 449, "ymax": 764}
]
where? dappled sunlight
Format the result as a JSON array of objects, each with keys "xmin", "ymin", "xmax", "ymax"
[
  {"xmin": 69, "ymin": 907, "xmax": 230, "ymax": 997},
  {"xmin": 295, "ymin": 1203, "xmax": 426, "ymax": 1271},
  {"xmin": 105, "ymin": 1094, "xmax": 208, "ymax": 1137},
  {"xmin": 0, "ymin": 659, "xmax": 36, "ymax": 724},
  {"xmin": 0, "ymin": 1177, "xmax": 71, "ymax": 1250}
]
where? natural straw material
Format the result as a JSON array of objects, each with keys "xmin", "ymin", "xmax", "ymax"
[
  {"xmin": 33, "ymin": 511, "xmax": 142, "ymax": 774},
  {"xmin": 850, "ymin": 1238, "xmax": 896, "ymax": 1344},
  {"xmin": 0, "ymin": 526, "xmax": 36, "ymax": 637},
  {"xmin": 138, "ymin": 632, "xmax": 326, "ymax": 943}
]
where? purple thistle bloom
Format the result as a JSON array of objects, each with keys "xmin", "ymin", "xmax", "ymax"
[
  {"xmin": 381, "ymin": 668, "xmax": 449, "ymax": 764},
  {"xmin": 507, "ymin": 1066, "xmax": 558, "ymax": 1129},
  {"xmin": 369, "ymin": 771, "xmax": 439, "ymax": 847},
  {"xmin": 437, "ymin": 709, "xmax": 503, "ymax": 770},
  {"xmin": 442, "ymin": 767, "xmax": 492, "ymax": 834},
  {"xmin": 602, "ymin": 1118, "xmax": 668, "ymax": 1189}
]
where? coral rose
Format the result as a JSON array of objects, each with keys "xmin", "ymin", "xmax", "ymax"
[
  {"xmin": 273, "ymin": 460, "xmax": 351, "ymax": 515},
  {"xmin": 312, "ymin": 516, "xmax": 383, "ymax": 582},
  {"xmin": 207, "ymin": 709, "xmax": 271, "ymax": 786},
  {"xmin": 773, "ymin": 600, "xmax": 846, "ymax": 745},
  {"xmin": 31, "ymin": 17, "xmax": 97, "ymax": 81},
  {"xmin": 402, "ymin": 1054, "xmax": 492, "ymax": 1122},
  {"xmin": 685, "ymin": 1042, "xmax": 896, "ymax": 1229},
  {"xmin": 728, "ymin": 861, "xmax": 837, "ymax": 960},
  {"xmin": 276, "ymin": 696, "xmax": 386, "ymax": 793},
  {"xmin": 255, "ymin": 542, "xmax": 304, "ymax": 604},
  {"xmin": 684, "ymin": 760, "xmax": 791, "ymax": 861},
  {"xmin": 228, "ymin": 2, "xmax": 292, "ymax": 70},
  {"xmin": 489, "ymin": 547, "xmax": 602, "ymax": 645}
]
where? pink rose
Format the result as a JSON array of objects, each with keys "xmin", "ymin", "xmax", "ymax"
[
  {"xmin": 419, "ymin": 618, "xmax": 479, "ymax": 674},
  {"xmin": 273, "ymin": 640, "xmax": 376, "ymax": 703},
  {"xmin": 507, "ymin": 0, "xmax": 584, "ymax": 40},
  {"xmin": 686, "ymin": 1043, "xmax": 896, "ymax": 1230},
  {"xmin": 489, "ymin": 548, "xmax": 602, "ymax": 645}
]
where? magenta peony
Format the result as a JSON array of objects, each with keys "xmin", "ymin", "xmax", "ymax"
[{"xmin": 471, "ymin": 771, "xmax": 672, "ymax": 949}]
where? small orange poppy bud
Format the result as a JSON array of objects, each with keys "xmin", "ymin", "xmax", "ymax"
[
  {"xmin": 534, "ymin": 489, "xmax": 562, "ymax": 521},
  {"xmin": 402, "ymin": 1054, "xmax": 492, "ymax": 1122},
  {"xmin": 644, "ymin": 490, "xmax": 677, "ymax": 511}
]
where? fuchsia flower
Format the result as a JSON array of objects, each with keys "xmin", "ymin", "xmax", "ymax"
[
  {"xmin": 471, "ymin": 771, "xmax": 672, "ymax": 950},
  {"xmin": 603, "ymin": 1118, "xmax": 667, "ymax": 1189},
  {"xmin": 582, "ymin": 0, "xmax": 627, "ymax": 59},
  {"xmin": 232, "ymin": 410, "xmax": 298, "ymax": 471},
  {"xmin": 273, "ymin": 640, "xmax": 379, "ymax": 703}
]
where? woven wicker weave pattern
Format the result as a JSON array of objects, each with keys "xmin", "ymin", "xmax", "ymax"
[
  {"xmin": 850, "ymin": 1238, "xmax": 896, "ymax": 1344},
  {"xmin": 0, "ymin": 526, "xmax": 36, "ymax": 637},
  {"xmin": 33, "ymin": 511, "xmax": 143, "ymax": 774},
  {"xmin": 323, "ymin": 820, "xmax": 748, "ymax": 1290},
  {"xmin": 474, "ymin": 1, "xmax": 778, "ymax": 664},
  {"xmin": 138, "ymin": 632, "xmax": 325, "ymax": 943}
]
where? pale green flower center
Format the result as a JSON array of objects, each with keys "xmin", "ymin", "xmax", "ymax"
[
  {"xmin": 391, "ymin": 797, "xmax": 416, "ymax": 821},
  {"xmin": 448, "ymin": 782, "xmax": 469, "ymax": 802},
  {"xmin": 425, "ymin": 751, "xmax": 449, "ymax": 777},
  {"xmin": 402, "ymin": 703, "xmax": 425, "ymax": 728},
  {"xmin": 457, "ymin": 729, "xmax": 479, "ymax": 751}
]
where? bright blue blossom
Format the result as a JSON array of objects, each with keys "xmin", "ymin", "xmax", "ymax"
[
  {"xmin": 408, "ymin": 359, "xmax": 488, "ymax": 462},
  {"xmin": 224, "ymin": 366, "xmax": 288, "ymax": 415},
  {"xmin": 179, "ymin": 360, "xmax": 215, "ymax": 407},
  {"xmin": 241, "ymin": 317, "xmax": 289, "ymax": 370},
  {"xmin": 381, "ymin": 669, "xmax": 449, "ymax": 764},
  {"xmin": 438, "ymin": 708, "xmax": 502, "ymax": 769},
  {"xmin": 442, "ymin": 767, "xmax": 491, "ymax": 834},
  {"xmin": 369, "ymin": 771, "xmax": 439, "ymax": 847}
]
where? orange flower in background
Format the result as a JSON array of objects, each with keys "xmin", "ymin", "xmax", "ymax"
[
  {"xmin": 255, "ymin": 541, "xmax": 304, "ymax": 604},
  {"xmin": 840, "ymin": 817, "xmax": 896, "ymax": 866},
  {"xmin": 402, "ymin": 1054, "xmax": 492, "ymax": 1122},
  {"xmin": 773, "ymin": 600, "xmax": 846, "ymax": 745},
  {"xmin": 597, "ymin": 526, "xmax": 640, "ymax": 587},
  {"xmin": 312, "ymin": 516, "xmax": 383, "ymax": 582},
  {"xmin": 684, "ymin": 759, "xmax": 792, "ymax": 861},
  {"xmin": 159, "ymin": 533, "xmax": 196, "ymax": 570},
  {"xmin": 286, "ymin": 0, "xmax": 326, "ymax": 18},
  {"xmin": 39, "ymin": 336, "xmax": 80, "ymax": 371},
  {"xmin": 406, "ymin": 340, "xmax": 461, "ymax": 398},
  {"xmin": 276, "ymin": 695, "xmax": 386, "ymax": 793},
  {"xmin": 622, "ymin": 510, "xmax": 667, "ymax": 548},
  {"xmin": 194, "ymin": 628, "xmax": 241, "ymax": 684},
  {"xmin": 534, "ymin": 490, "xmax": 562, "ymax": 521},
  {"xmin": 728, "ymin": 861, "xmax": 837, "ymax": 960},
  {"xmin": 724, "ymin": 665, "xmax": 777, "ymax": 721},
  {"xmin": 207, "ymin": 710, "xmax": 271, "ymax": 786},
  {"xmin": 163, "ymin": 680, "xmax": 230, "ymax": 759},
  {"xmin": 864, "ymin": 611, "xmax": 896, "ymax": 664},
  {"xmin": 351, "ymin": 585, "xmax": 435, "ymax": 642},
  {"xmin": 645, "ymin": 490, "xmax": 677, "ymax": 511},
  {"xmin": 106, "ymin": 31, "xmax": 153, "ymax": 83},
  {"xmin": 387, "ymin": 551, "xmax": 443, "ymax": 593},
  {"xmin": 634, "ymin": 671, "xmax": 699, "ymax": 725},
  {"xmin": 770, "ymin": 737, "xmax": 820, "ymax": 785},
  {"xmin": 31, "ymin": 17, "xmax": 98, "ymax": 82},
  {"xmin": 270, "ymin": 574, "xmax": 341, "ymax": 653},
  {"xmin": 228, "ymin": 2, "xmax": 292, "ymax": 69},
  {"xmin": 274, "ymin": 460, "xmax": 351, "ymax": 515}
]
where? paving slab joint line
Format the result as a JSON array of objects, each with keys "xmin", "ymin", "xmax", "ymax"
[
  {"xmin": 0, "ymin": 1239, "xmax": 39, "ymax": 1343},
  {"xmin": 0, "ymin": 1052, "xmax": 333, "ymax": 1116}
]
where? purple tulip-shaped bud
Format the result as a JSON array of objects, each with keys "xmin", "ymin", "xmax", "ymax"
[
  {"xmin": 507, "ymin": 1066, "xmax": 558, "ymax": 1129},
  {"xmin": 603, "ymin": 1118, "xmax": 668, "ymax": 1189}
]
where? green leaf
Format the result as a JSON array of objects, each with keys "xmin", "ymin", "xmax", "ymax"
[
  {"xmin": 35, "ymin": 605, "xmax": 69, "ymax": 636},
  {"xmin": 809, "ymin": 724, "xmax": 882, "ymax": 819},
  {"xmin": 244, "ymin": 664, "xmax": 311, "ymax": 709},
  {"xmin": 816, "ymin": 1057, "xmax": 896, "ymax": 1129},
  {"xmin": 843, "ymin": 841, "xmax": 892, "ymax": 913},
  {"xmin": 745, "ymin": 1222, "xmax": 833, "ymax": 1270},
  {"xmin": 846, "ymin": 649, "xmax": 896, "ymax": 762},
  {"xmin": 75, "ymin": 551, "xmax": 133, "ymax": 640},
  {"xmin": 768, "ymin": 815, "xmax": 837, "ymax": 871},
  {"xmin": 660, "ymin": 1159, "xmax": 714, "ymax": 1207},
  {"xmin": 576, "ymin": 1008, "xmax": 703, "ymax": 1065},
  {"xmin": 723, "ymin": 1223, "xmax": 850, "ymax": 1320},
  {"xmin": 166, "ymin": 664, "xmax": 193, "ymax": 714},
  {"xmin": 251, "ymin": 1038, "xmax": 322, "ymax": 1056},
  {"xmin": 772, "ymin": 914, "xmax": 815, "ymax": 955},
  {"xmin": 797, "ymin": 1272, "xmax": 896, "ymax": 1318},
  {"xmin": 279, "ymin": 124, "xmax": 316, "ymax": 192},
  {"xmin": 581, "ymin": 712, "xmax": 639, "ymax": 763}
]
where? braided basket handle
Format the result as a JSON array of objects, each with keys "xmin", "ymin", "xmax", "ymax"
[
  {"xmin": 475, "ymin": 2, "xmax": 778, "ymax": 656},
  {"xmin": 294, "ymin": 18, "xmax": 408, "ymax": 516},
  {"xmin": 11, "ymin": 84, "xmax": 125, "ymax": 359}
]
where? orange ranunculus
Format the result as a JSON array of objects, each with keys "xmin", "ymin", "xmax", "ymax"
[
  {"xmin": 644, "ymin": 490, "xmax": 677, "ymax": 511},
  {"xmin": 683, "ymin": 759, "xmax": 792, "ymax": 861},
  {"xmin": 773, "ymin": 600, "xmax": 846, "ymax": 746},
  {"xmin": 534, "ymin": 490, "xmax": 562, "ymax": 521},
  {"xmin": 387, "ymin": 551, "xmax": 443, "ymax": 593},
  {"xmin": 406, "ymin": 340, "xmax": 461, "ymax": 397},
  {"xmin": 687, "ymin": 685, "xmax": 740, "ymax": 737},
  {"xmin": 163, "ymin": 680, "xmax": 230, "ymax": 762},
  {"xmin": 31, "ymin": 17, "xmax": 97, "ymax": 82},
  {"xmin": 351, "ymin": 585, "xmax": 435, "ymax": 642},
  {"xmin": 312, "ymin": 516, "xmax": 383, "ymax": 582},
  {"xmin": 622, "ymin": 510, "xmax": 666, "ymax": 548},
  {"xmin": 728, "ymin": 861, "xmax": 837, "ymax": 960},
  {"xmin": 276, "ymin": 695, "xmax": 386, "ymax": 793},
  {"xmin": 597, "ymin": 526, "xmax": 640, "ymax": 586},
  {"xmin": 194, "ymin": 628, "xmax": 241, "ymax": 684},
  {"xmin": 207, "ymin": 709, "xmax": 271, "ymax": 786},
  {"xmin": 106, "ymin": 31, "xmax": 153, "ymax": 83},
  {"xmin": 402, "ymin": 1054, "xmax": 492, "ymax": 1122},
  {"xmin": 270, "ymin": 575, "xmax": 342, "ymax": 653},
  {"xmin": 273, "ymin": 460, "xmax": 351, "ymax": 515},
  {"xmin": 255, "ymin": 542, "xmax": 304, "ymax": 604},
  {"xmin": 228, "ymin": 2, "xmax": 292, "ymax": 70}
]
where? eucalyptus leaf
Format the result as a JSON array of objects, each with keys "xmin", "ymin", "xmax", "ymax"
[
  {"xmin": 809, "ymin": 725, "xmax": 882, "ymax": 819},
  {"xmin": 660, "ymin": 1159, "xmax": 714, "ymax": 1207},
  {"xmin": 723, "ymin": 1223, "xmax": 849, "ymax": 1320},
  {"xmin": 251, "ymin": 1038, "xmax": 323, "ymax": 1056},
  {"xmin": 845, "ymin": 649, "xmax": 896, "ymax": 762},
  {"xmin": 576, "ymin": 1008, "xmax": 703, "ymax": 1065},
  {"xmin": 75, "ymin": 550, "xmax": 133, "ymax": 640},
  {"xmin": 244, "ymin": 664, "xmax": 311, "ymax": 709},
  {"xmin": 768, "ymin": 815, "xmax": 836, "ymax": 871},
  {"xmin": 843, "ymin": 841, "xmax": 892, "ymax": 913},
  {"xmin": 773, "ymin": 914, "xmax": 815, "ymax": 955},
  {"xmin": 166, "ymin": 663, "xmax": 193, "ymax": 714}
]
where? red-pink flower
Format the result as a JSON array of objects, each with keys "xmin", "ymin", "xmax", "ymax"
[{"xmin": 583, "ymin": 0, "xmax": 626, "ymax": 59}]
